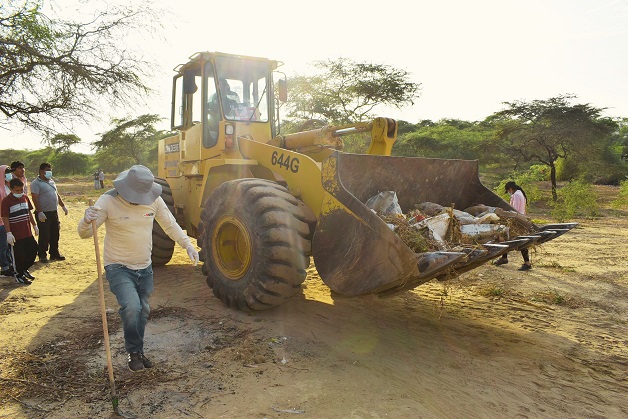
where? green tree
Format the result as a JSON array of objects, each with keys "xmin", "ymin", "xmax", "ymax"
[
  {"xmin": 49, "ymin": 150, "xmax": 90, "ymax": 175},
  {"xmin": 0, "ymin": 149, "xmax": 28, "ymax": 167},
  {"xmin": 46, "ymin": 133, "xmax": 81, "ymax": 152},
  {"xmin": 285, "ymin": 58, "xmax": 421, "ymax": 125},
  {"xmin": 23, "ymin": 147, "xmax": 55, "ymax": 175},
  {"xmin": 489, "ymin": 95, "xmax": 617, "ymax": 200},
  {"xmin": 618, "ymin": 117, "xmax": 628, "ymax": 160},
  {"xmin": 556, "ymin": 116, "xmax": 628, "ymax": 185},
  {"xmin": 0, "ymin": 0, "xmax": 156, "ymax": 134},
  {"xmin": 92, "ymin": 114, "xmax": 165, "ymax": 172},
  {"xmin": 394, "ymin": 119, "xmax": 499, "ymax": 162},
  {"xmin": 550, "ymin": 180, "xmax": 599, "ymax": 221}
]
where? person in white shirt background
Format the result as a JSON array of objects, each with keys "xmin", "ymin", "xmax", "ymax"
[{"xmin": 493, "ymin": 181, "xmax": 532, "ymax": 271}]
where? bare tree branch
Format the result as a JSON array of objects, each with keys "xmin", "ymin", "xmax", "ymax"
[{"xmin": 0, "ymin": 0, "xmax": 162, "ymax": 138}]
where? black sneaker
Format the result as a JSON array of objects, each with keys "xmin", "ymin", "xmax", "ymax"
[
  {"xmin": 15, "ymin": 274, "xmax": 32, "ymax": 285},
  {"xmin": 493, "ymin": 258, "xmax": 508, "ymax": 266},
  {"xmin": 1, "ymin": 268, "xmax": 16, "ymax": 277},
  {"xmin": 518, "ymin": 264, "xmax": 532, "ymax": 271},
  {"xmin": 39, "ymin": 256, "xmax": 49, "ymax": 263},
  {"xmin": 50, "ymin": 254, "xmax": 66, "ymax": 261},
  {"xmin": 141, "ymin": 353, "xmax": 154, "ymax": 368},
  {"xmin": 128, "ymin": 352, "xmax": 144, "ymax": 372},
  {"xmin": 24, "ymin": 270, "xmax": 35, "ymax": 280}
]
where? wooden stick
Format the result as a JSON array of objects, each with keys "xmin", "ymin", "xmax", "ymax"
[{"xmin": 89, "ymin": 199, "xmax": 119, "ymax": 412}]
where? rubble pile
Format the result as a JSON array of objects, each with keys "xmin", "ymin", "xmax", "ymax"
[{"xmin": 366, "ymin": 191, "xmax": 534, "ymax": 252}]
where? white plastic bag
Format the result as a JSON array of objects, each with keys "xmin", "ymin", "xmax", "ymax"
[
  {"xmin": 452, "ymin": 209, "xmax": 500, "ymax": 225},
  {"xmin": 366, "ymin": 191, "xmax": 403, "ymax": 215},
  {"xmin": 413, "ymin": 213, "xmax": 451, "ymax": 247},
  {"xmin": 460, "ymin": 224, "xmax": 508, "ymax": 241}
]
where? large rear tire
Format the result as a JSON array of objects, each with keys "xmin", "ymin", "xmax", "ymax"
[
  {"xmin": 151, "ymin": 177, "xmax": 176, "ymax": 266},
  {"xmin": 201, "ymin": 179, "xmax": 311, "ymax": 310}
]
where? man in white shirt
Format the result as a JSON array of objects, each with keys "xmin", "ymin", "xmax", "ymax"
[{"xmin": 78, "ymin": 165, "xmax": 199, "ymax": 372}]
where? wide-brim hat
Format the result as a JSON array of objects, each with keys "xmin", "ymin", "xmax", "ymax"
[{"xmin": 113, "ymin": 165, "xmax": 162, "ymax": 205}]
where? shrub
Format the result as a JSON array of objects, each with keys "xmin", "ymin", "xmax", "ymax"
[
  {"xmin": 494, "ymin": 165, "xmax": 547, "ymax": 204},
  {"xmin": 611, "ymin": 180, "xmax": 628, "ymax": 209},
  {"xmin": 550, "ymin": 180, "xmax": 599, "ymax": 221}
]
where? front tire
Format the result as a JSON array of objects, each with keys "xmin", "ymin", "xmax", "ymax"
[
  {"xmin": 201, "ymin": 179, "xmax": 311, "ymax": 310},
  {"xmin": 151, "ymin": 177, "xmax": 176, "ymax": 266}
]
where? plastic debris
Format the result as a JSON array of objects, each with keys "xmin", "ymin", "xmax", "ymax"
[
  {"xmin": 366, "ymin": 191, "xmax": 403, "ymax": 215},
  {"xmin": 460, "ymin": 223, "xmax": 509, "ymax": 241},
  {"xmin": 367, "ymin": 191, "xmax": 536, "ymax": 252},
  {"xmin": 412, "ymin": 213, "xmax": 451, "ymax": 247}
]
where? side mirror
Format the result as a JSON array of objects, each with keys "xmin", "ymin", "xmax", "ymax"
[
  {"xmin": 277, "ymin": 79, "xmax": 287, "ymax": 103},
  {"xmin": 183, "ymin": 69, "xmax": 198, "ymax": 94}
]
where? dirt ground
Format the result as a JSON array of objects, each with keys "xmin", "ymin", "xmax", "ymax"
[{"xmin": 0, "ymin": 182, "xmax": 627, "ymax": 418}]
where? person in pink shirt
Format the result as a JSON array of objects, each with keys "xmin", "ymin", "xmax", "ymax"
[{"xmin": 493, "ymin": 181, "xmax": 532, "ymax": 271}]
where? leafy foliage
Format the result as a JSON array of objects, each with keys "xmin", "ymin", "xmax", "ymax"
[
  {"xmin": 611, "ymin": 180, "xmax": 628, "ymax": 209},
  {"xmin": 46, "ymin": 133, "xmax": 81, "ymax": 152},
  {"xmin": 0, "ymin": 146, "xmax": 89, "ymax": 176},
  {"xmin": 494, "ymin": 165, "xmax": 549, "ymax": 205},
  {"xmin": 49, "ymin": 150, "xmax": 90, "ymax": 175},
  {"xmin": 285, "ymin": 58, "xmax": 420, "ymax": 125},
  {"xmin": 0, "ymin": 0, "xmax": 157, "ymax": 134},
  {"xmin": 394, "ymin": 119, "xmax": 499, "ymax": 162},
  {"xmin": 489, "ymin": 95, "xmax": 618, "ymax": 200},
  {"xmin": 91, "ymin": 114, "xmax": 166, "ymax": 172},
  {"xmin": 550, "ymin": 180, "xmax": 599, "ymax": 221}
]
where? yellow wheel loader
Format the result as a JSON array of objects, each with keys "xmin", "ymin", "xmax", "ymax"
[{"xmin": 155, "ymin": 51, "xmax": 575, "ymax": 310}]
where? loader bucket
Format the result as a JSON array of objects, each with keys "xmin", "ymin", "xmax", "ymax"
[{"xmin": 311, "ymin": 152, "xmax": 576, "ymax": 297}]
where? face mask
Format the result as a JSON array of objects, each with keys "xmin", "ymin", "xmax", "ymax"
[
  {"xmin": 45, "ymin": 170, "xmax": 53, "ymax": 179},
  {"xmin": 12, "ymin": 193, "xmax": 23, "ymax": 199},
  {"xmin": 4, "ymin": 174, "xmax": 11, "ymax": 182}
]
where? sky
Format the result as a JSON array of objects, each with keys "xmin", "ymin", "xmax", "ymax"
[{"xmin": 3, "ymin": 0, "xmax": 628, "ymax": 153}]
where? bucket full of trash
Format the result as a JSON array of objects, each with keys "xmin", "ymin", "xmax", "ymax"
[{"xmin": 312, "ymin": 152, "xmax": 577, "ymax": 296}]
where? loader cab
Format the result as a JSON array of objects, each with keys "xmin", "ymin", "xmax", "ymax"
[{"xmin": 171, "ymin": 52, "xmax": 279, "ymax": 153}]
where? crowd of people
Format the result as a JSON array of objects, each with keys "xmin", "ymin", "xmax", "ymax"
[{"xmin": 1, "ymin": 161, "xmax": 68, "ymax": 285}]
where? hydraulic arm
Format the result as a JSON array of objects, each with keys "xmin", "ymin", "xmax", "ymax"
[{"xmin": 267, "ymin": 117, "xmax": 398, "ymax": 156}]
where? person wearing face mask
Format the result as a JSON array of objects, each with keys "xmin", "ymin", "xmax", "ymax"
[
  {"xmin": 1, "ymin": 178, "xmax": 38, "ymax": 284},
  {"xmin": 77, "ymin": 165, "xmax": 199, "ymax": 372},
  {"xmin": 493, "ymin": 181, "xmax": 532, "ymax": 271},
  {"xmin": 0, "ymin": 165, "xmax": 16, "ymax": 277},
  {"xmin": 10, "ymin": 161, "xmax": 28, "ymax": 195},
  {"xmin": 30, "ymin": 162, "xmax": 68, "ymax": 263}
]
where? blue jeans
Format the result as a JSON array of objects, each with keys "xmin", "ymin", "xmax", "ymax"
[
  {"xmin": 104, "ymin": 264, "xmax": 154, "ymax": 353},
  {"xmin": 0, "ymin": 225, "xmax": 11, "ymax": 271}
]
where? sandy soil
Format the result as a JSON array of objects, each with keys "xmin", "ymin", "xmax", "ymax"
[{"xmin": 0, "ymin": 183, "xmax": 626, "ymax": 418}]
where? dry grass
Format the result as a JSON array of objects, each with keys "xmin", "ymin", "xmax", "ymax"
[
  {"xmin": 379, "ymin": 213, "xmax": 441, "ymax": 253},
  {"xmin": 0, "ymin": 312, "xmax": 167, "ymax": 410},
  {"xmin": 531, "ymin": 288, "xmax": 584, "ymax": 308}
]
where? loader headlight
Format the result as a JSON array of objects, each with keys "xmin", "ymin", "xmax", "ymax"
[{"xmin": 224, "ymin": 124, "xmax": 235, "ymax": 149}]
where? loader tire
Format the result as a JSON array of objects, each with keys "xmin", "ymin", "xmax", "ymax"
[
  {"xmin": 201, "ymin": 179, "xmax": 311, "ymax": 310},
  {"xmin": 151, "ymin": 177, "xmax": 176, "ymax": 266}
]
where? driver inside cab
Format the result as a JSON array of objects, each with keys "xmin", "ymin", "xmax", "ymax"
[
  {"xmin": 208, "ymin": 78, "xmax": 240, "ymax": 141},
  {"xmin": 210, "ymin": 78, "xmax": 240, "ymax": 119}
]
